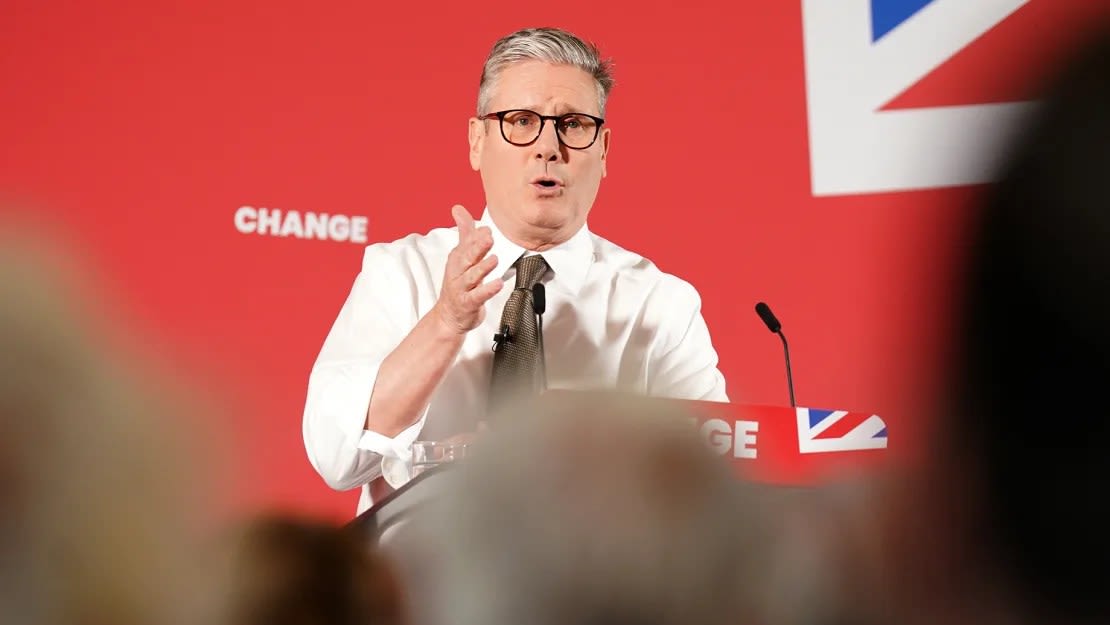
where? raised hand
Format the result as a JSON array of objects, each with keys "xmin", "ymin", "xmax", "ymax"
[{"xmin": 432, "ymin": 204, "xmax": 503, "ymax": 334}]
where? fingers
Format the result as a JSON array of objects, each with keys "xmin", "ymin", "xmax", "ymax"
[
  {"xmin": 465, "ymin": 226, "xmax": 494, "ymax": 266},
  {"xmin": 461, "ymin": 254, "xmax": 499, "ymax": 289},
  {"xmin": 468, "ymin": 277, "xmax": 504, "ymax": 305},
  {"xmin": 446, "ymin": 227, "xmax": 493, "ymax": 280},
  {"xmin": 440, "ymin": 205, "xmax": 503, "ymax": 333},
  {"xmin": 452, "ymin": 204, "xmax": 475, "ymax": 239},
  {"xmin": 448, "ymin": 204, "xmax": 493, "ymax": 276}
]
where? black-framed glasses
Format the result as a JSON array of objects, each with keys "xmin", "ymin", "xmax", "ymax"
[{"xmin": 481, "ymin": 109, "xmax": 605, "ymax": 150}]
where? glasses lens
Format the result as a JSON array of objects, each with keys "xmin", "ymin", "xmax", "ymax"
[
  {"xmin": 557, "ymin": 114, "xmax": 598, "ymax": 148},
  {"xmin": 501, "ymin": 110, "xmax": 542, "ymax": 145}
]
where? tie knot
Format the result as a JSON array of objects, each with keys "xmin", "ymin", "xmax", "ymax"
[{"xmin": 514, "ymin": 255, "xmax": 548, "ymax": 289}]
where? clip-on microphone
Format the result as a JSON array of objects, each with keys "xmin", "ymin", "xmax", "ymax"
[{"xmin": 492, "ymin": 324, "xmax": 513, "ymax": 352}]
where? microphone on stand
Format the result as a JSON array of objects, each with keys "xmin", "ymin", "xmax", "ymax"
[
  {"xmin": 532, "ymin": 283, "xmax": 547, "ymax": 392},
  {"xmin": 755, "ymin": 301, "xmax": 796, "ymax": 407}
]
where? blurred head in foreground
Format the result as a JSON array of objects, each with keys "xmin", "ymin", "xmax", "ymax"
[
  {"xmin": 0, "ymin": 239, "xmax": 202, "ymax": 625},
  {"xmin": 949, "ymin": 23, "xmax": 1110, "ymax": 624},
  {"xmin": 873, "ymin": 23, "xmax": 1110, "ymax": 625},
  {"xmin": 413, "ymin": 392, "xmax": 782, "ymax": 625},
  {"xmin": 211, "ymin": 514, "xmax": 407, "ymax": 625}
]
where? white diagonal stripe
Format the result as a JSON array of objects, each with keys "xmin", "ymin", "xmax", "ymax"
[
  {"xmin": 866, "ymin": 0, "xmax": 1030, "ymax": 110},
  {"xmin": 807, "ymin": 409, "xmax": 847, "ymax": 438}
]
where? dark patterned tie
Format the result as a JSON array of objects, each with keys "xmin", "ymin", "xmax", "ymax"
[{"xmin": 489, "ymin": 254, "xmax": 548, "ymax": 413}]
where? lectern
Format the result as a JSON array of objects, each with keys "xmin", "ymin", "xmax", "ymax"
[{"xmin": 347, "ymin": 395, "xmax": 889, "ymax": 542}]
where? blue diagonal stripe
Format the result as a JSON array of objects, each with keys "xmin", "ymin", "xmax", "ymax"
[
  {"xmin": 872, "ymin": 0, "xmax": 936, "ymax": 41},
  {"xmin": 808, "ymin": 408, "xmax": 835, "ymax": 429}
]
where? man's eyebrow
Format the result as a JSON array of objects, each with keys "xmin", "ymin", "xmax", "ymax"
[
  {"xmin": 495, "ymin": 104, "xmax": 597, "ymax": 116},
  {"xmin": 553, "ymin": 105, "xmax": 597, "ymax": 116}
]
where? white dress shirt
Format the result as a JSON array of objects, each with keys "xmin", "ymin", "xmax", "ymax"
[{"xmin": 303, "ymin": 210, "xmax": 728, "ymax": 514}]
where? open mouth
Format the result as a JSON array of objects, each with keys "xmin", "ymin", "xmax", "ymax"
[{"xmin": 530, "ymin": 176, "xmax": 564, "ymax": 189}]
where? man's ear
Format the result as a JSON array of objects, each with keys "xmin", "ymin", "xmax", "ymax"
[
  {"xmin": 599, "ymin": 126, "xmax": 611, "ymax": 178},
  {"xmin": 469, "ymin": 117, "xmax": 485, "ymax": 171}
]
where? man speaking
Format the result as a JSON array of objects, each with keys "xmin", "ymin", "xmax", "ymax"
[{"xmin": 303, "ymin": 27, "xmax": 728, "ymax": 513}]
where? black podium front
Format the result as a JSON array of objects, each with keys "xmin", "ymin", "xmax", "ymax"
[{"xmin": 345, "ymin": 464, "xmax": 452, "ymax": 545}]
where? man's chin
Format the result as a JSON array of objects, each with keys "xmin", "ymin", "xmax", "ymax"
[
  {"xmin": 521, "ymin": 201, "xmax": 573, "ymax": 229},
  {"xmin": 489, "ymin": 198, "xmax": 584, "ymax": 239}
]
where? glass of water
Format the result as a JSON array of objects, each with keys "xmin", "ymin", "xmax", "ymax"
[{"xmin": 410, "ymin": 440, "xmax": 469, "ymax": 478}]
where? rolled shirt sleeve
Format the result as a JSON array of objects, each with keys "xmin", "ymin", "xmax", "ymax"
[{"xmin": 302, "ymin": 244, "xmax": 428, "ymax": 491}]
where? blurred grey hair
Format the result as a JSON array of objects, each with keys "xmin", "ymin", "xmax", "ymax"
[
  {"xmin": 477, "ymin": 27, "xmax": 614, "ymax": 117},
  {"xmin": 0, "ymin": 231, "xmax": 210, "ymax": 625},
  {"xmin": 407, "ymin": 392, "xmax": 786, "ymax": 625}
]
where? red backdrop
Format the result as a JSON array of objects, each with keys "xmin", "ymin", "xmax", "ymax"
[{"xmin": 2, "ymin": 0, "xmax": 1106, "ymax": 519}]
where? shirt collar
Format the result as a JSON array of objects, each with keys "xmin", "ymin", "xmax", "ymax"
[{"xmin": 479, "ymin": 208, "xmax": 593, "ymax": 296}]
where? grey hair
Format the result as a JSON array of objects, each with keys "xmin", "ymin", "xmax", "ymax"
[
  {"xmin": 477, "ymin": 27, "xmax": 614, "ymax": 117},
  {"xmin": 0, "ymin": 233, "xmax": 208, "ymax": 625},
  {"xmin": 405, "ymin": 393, "xmax": 785, "ymax": 625}
]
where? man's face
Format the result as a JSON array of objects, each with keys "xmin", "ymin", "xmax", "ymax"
[{"xmin": 469, "ymin": 60, "xmax": 611, "ymax": 248}]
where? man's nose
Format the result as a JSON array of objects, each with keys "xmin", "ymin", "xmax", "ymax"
[{"xmin": 533, "ymin": 120, "xmax": 563, "ymax": 161}]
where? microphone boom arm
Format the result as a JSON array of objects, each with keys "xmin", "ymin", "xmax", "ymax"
[
  {"xmin": 777, "ymin": 330, "xmax": 795, "ymax": 408},
  {"xmin": 755, "ymin": 301, "xmax": 797, "ymax": 408}
]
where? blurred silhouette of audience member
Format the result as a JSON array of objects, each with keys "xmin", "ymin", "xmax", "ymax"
[
  {"xmin": 210, "ymin": 514, "xmax": 408, "ymax": 625},
  {"xmin": 946, "ymin": 22, "xmax": 1110, "ymax": 625},
  {"xmin": 838, "ymin": 23, "xmax": 1110, "ymax": 625},
  {"xmin": 0, "ymin": 238, "xmax": 204, "ymax": 625},
  {"xmin": 404, "ymin": 392, "xmax": 785, "ymax": 625}
]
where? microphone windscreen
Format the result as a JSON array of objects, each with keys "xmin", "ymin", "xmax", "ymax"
[
  {"xmin": 755, "ymin": 302, "xmax": 781, "ymax": 333},
  {"xmin": 532, "ymin": 283, "xmax": 546, "ymax": 315}
]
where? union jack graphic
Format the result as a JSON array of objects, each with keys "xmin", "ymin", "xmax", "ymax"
[
  {"xmin": 802, "ymin": 0, "xmax": 1031, "ymax": 195},
  {"xmin": 797, "ymin": 408, "xmax": 888, "ymax": 453}
]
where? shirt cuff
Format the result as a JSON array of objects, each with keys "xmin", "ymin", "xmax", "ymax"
[{"xmin": 356, "ymin": 408, "xmax": 429, "ymax": 488}]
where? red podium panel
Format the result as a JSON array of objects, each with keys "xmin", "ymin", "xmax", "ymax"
[
  {"xmin": 350, "ymin": 398, "xmax": 891, "ymax": 542},
  {"xmin": 676, "ymin": 400, "xmax": 889, "ymax": 485}
]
